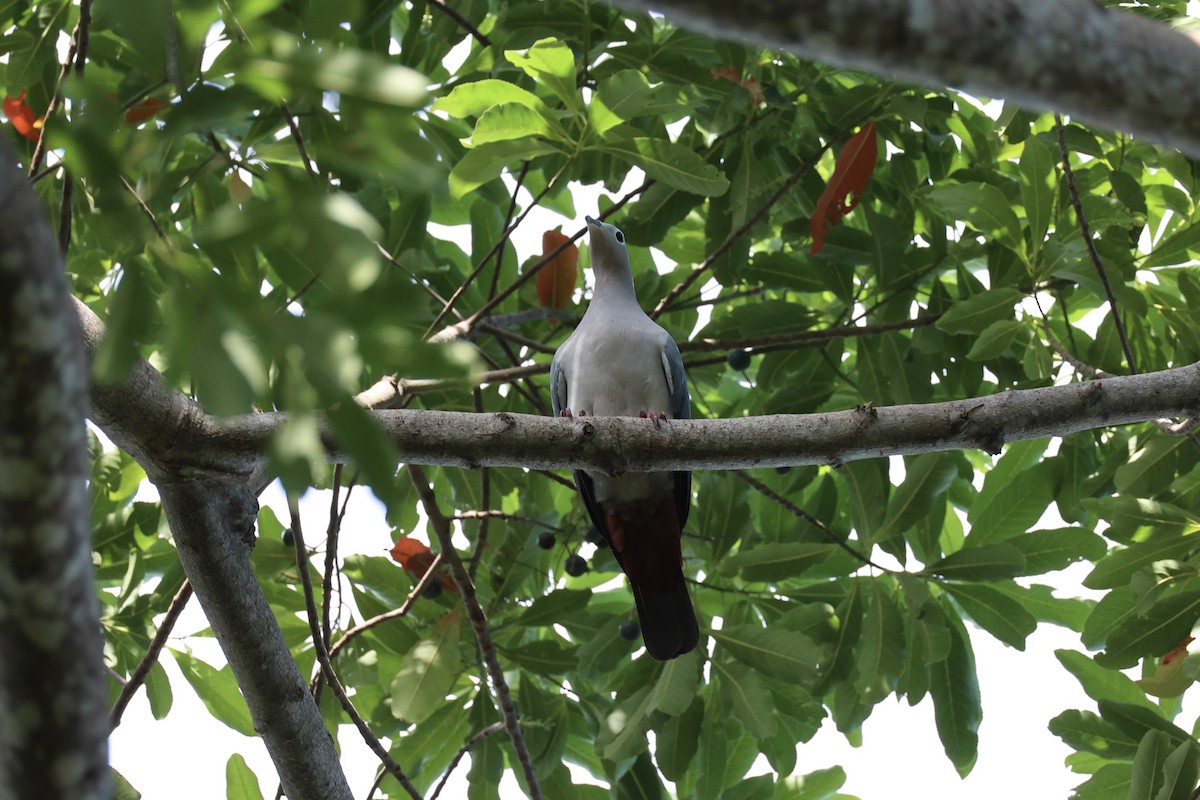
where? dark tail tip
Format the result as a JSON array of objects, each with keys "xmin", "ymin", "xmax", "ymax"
[{"xmin": 634, "ymin": 582, "xmax": 699, "ymax": 660}]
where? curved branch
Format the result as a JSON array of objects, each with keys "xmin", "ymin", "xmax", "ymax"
[{"xmin": 605, "ymin": 0, "xmax": 1200, "ymax": 158}]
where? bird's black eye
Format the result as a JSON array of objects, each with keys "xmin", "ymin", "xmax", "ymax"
[{"xmin": 615, "ymin": 230, "xmax": 625, "ymax": 244}]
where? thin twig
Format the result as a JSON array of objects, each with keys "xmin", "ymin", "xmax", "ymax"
[
  {"xmin": 429, "ymin": 722, "xmax": 506, "ymax": 800},
  {"xmin": 455, "ymin": 509, "xmax": 560, "ymax": 531},
  {"xmin": 489, "ymin": 162, "xmax": 530, "ymax": 298},
  {"xmin": 1055, "ymin": 114, "xmax": 1138, "ymax": 374},
  {"xmin": 109, "ymin": 580, "xmax": 193, "ymax": 729},
  {"xmin": 321, "ymin": 464, "xmax": 343, "ymax": 647},
  {"xmin": 428, "ymin": 0, "xmax": 493, "ymax": 47},
  {"xmin": 286, "ymin": 497, "xmax": 424, "ymax": 800},
  {"xmin": 122, "ymin": 176, "xmax": 167, "ymax": 240},
  {"xmin": 327, "ymin": 550, "xmax": 444, "ymax": 663},
  {"xmin": 407, "ymin": 465, "xmax": 543, "ymax": 800},
  {"xmin": 651, "ymin": 145, "xmax": 828, "ymax": 319},
  {"xmin": 424, "ymin": 162, "xmax": 574, "ymax": 338},
  {"xmin": 678, "ymin": 315, "xmax": 940, "ymax": 353},
  {"xmin": 732, "ymin": 470, "xmax": 883, "ymax": 570},
  {"xmin": 280, "ymin": 100, "xmax": 319, "ymax": 179}
]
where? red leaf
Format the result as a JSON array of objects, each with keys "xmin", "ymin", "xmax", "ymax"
[
  {"xmin": 3, "ymin": 91, "xmax": 44, "ymax": 143},
  {"xmin": 809, "ymin": 121, "xmax": 878, "ymax": 255},
  {"xmin": 536, "ymin": 228, "xmax": 578, "ymax": 322},
  {"xmin": 124, "ymin": 96, "xmax": 168, "ymax": 124}
]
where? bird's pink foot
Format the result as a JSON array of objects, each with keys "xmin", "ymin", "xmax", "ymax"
[
  {"xmin": 640, "ymin": 410, "xmax": 668, "ymax": 427},
  {"xmin": 560, "ymin": 408, "xmax": 573, "ymax": 418},
  {"xmin": 578, "ymin": 410, "xmax": 587, "ymax": 417}
]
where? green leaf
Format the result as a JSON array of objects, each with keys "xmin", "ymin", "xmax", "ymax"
[
  {"xmin": 928, "ymin": 605, "xmax": 981, "ymax": 776},
  {"xmin": 432, "ymin": 79, "xmax": 551, "ymax": 118},
  {"xmin": 1098, "ymin": 590, "xmax": 1200, "ymax": 669},
  {"xmin": 1007, "ymin": 528, "xmax": 1107, "ymax": 574},
  {"xmin": 614, "ymin": 750, "xmax": 667, "ymax": 800},
  {"xmin": 1019, "ymin": 134, "xmax": 1055, "ymax": 255},
  {"xmin": 467, "ymin": 103, "xmax": 562, "ymax": 147},
  {"xmin": 596, "ymin": 137, "xmax": 730, "ymax": 196},
  {"xmin": 515, "ymin": 589, "xmax": 591, "ymax": 627},
  {"xmin": 498, "ymin": 640, "xmax": 579, "ymax": 675},
  {"xmin": 1084, "ymin": 533, "xmax": 1196, "ymax": 590},
  {"xmin": 966, "ymin": 460, "xmax": 1057, "ymax": 547},
  {"xmin": 1155, "ymin": 740, "xmax": 1199, "ymax": 800},
  {"xmin": 448, "ymin": 139, "xmax": 560, "ymax": 199},
  {"xmin": 171, "ymin": 650, "xmax": 257, "ymax": 737},
  {"xmin": 774, "ymin": 765, "xmax": 848, "ymax": 800},
  {"xmin": 649, "ymin": 652, "xmax": 702, "ymax": 715},
  {"xmin": 1130, "ymin": 730, "xmax": 1175, "ymax": 800},
  {"xmin": 225, "ymin": 754, "xmax": 265, "ymax": 800},
  {"xmin": 1097, "ymin": 700, "xmax": 1191, "ymax": 749},
  {"xmin": 935, "ymin": 288, "xmax": 1024, "ymax": 335},
  {"xmin": 656, "ymin": 698, "xmax": 703, "ymax": 781},
  {"xmin": 715, "ymin": 660, "xmax": 777, "ymax": 739},
  {"xmin": 719, "ymin": 542, "xmax": 838, "ymax": 582},
  {"xmin": 853, "ymin": 580, "xmax": 906, "ymax": 695},
  {"xmin": 716, "ymin": 625, "xmax": 822, "ymax": 682},
  {"xmin": 927, "ymin": 182, "xmax": 1023, "ymax": 249},
  {"xmin": 873, "ymin": 453, "xmax": 957, "ymax": 549},
  {"xmin": 591, "ymin": 69, "xmax": 656, "ymax": 133},
  {"xmin": 965, "ymin": 319, "xmax": 1025, "ymax": 360},
  {"xmin": 1049, "ymin": 709, "xmax": 1140, "ymax": 759},
  {"xmin": 1055, "ymin": 649, "xmax": 1157, "ymax": 710},
  {"xmin": 945, "ymin": 582, "xmax": 1037, "ymax": 649},
  {"xmin": 505, "ymin": 38, "xmax": 579, "ymax": 112},
  {"xmin": 391, "ymin": 614, "xmax": 461, "ymax": 723},
  {"xmin": 1070, "ymin": 763, "xmax": 1133, "ymax": 800},
  {"xmin": 921, "ymin": 543, "xmax": 1026, "ymax": 580}
]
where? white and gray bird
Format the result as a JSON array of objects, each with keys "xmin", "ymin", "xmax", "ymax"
[{"xmin": 550, "ymin": 215, "xmax": 699, "ymax": 660}]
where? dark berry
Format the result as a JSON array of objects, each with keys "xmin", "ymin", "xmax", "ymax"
[
  {"xmin": 727, "ymin": 349, "xmax": 752, "ymax": 371},
  {"xmin": 585, "ymin": 526, "xmax": 605, "ymax": 546},
  {"xmin": 282, "ymin": 528, "xmax": 295, "ymax": 547},
  {"xmin": 618, "ymin": 620, "xmax": 640, "ymax": 641},
  {"xmin": 565, "ymin": 554, "xmax": 588, "ymax": 577},
  {"xmin": 422, "ymin": 580, "xmax": 444, "ymax": 600},
  {"xmin": 537, "ymin": 532, "xmax": 556, "ymax": 550}
]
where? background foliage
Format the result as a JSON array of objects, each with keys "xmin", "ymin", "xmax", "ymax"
[{"xmin": 6, "ymin": 0, "xmax": 1200, "ymax": 797}]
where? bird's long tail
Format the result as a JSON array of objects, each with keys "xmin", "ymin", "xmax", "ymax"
[{"xmin": 604, "ymin": 494, "xmax": 699, "ymax": 660}]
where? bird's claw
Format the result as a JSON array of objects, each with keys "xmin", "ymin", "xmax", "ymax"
[
  {"xmin": 639, "ymin": 409, "xmax": 668, "ymax": 428},
  {"xmin": 559, "ymin": 408, "xmax": 588, "ymax": 417}
]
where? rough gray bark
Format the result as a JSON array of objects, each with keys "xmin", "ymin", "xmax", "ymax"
[
  {"xmin": 73, "ymin": 306, "xmax": 354, "ymax": 798},
  {"xmin": 0, "ymin": 142, "xmax": 109, "ymax": 796},
  {"xmin": 73, "ymin": 290, "xmax": 1200, "ymax": 471},
  {"xmin": 159, "ymin": 480, "xmax": 353, "ymax": 800},
  {"xmin": 605, "ymin": 0, "xmax": 1200, "ymax": 157}
]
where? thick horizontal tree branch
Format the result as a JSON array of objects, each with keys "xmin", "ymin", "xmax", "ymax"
[
  {"xmin": 75, "ymin": 288, "xmax": 1199, "ymax": 475},
  {"xmin": 605, "ymin": 0, "xmax": 1200, "ymax": 158}
]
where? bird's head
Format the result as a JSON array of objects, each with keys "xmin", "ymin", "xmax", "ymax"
[{"xmin": 584, "ymin": 215, "xmax": 631, "ymax": 276}]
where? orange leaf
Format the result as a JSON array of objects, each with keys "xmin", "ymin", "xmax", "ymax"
[
  {"xmin": 809, "ymin": 121, "xmax": 878, "ymax": 255},
  {"xmin": 1163, "ymin": 636, "xmax": 1194, "ymax": 665},
  {"xmin": 389, "ymin": 536, "xmax": 457, "ymax": 592},
  {"xmin": 3, "ymin": 91, "xmax": 44, "ymax": 143},
  {"xmin": 536, "ymin": 229, "xmax": 579, "ymax": 322},
  {"xmin": 710, "ymin": 66, "xmax": 764, "ymax": 106},
  {"xmin": 124, "ymin": 96, "xmax": 168, "ymax": 124}
]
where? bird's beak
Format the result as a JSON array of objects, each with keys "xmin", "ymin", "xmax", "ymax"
[{"xmin": 584, "ymin": 215, "xmax": 599, "ymax": 228}]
